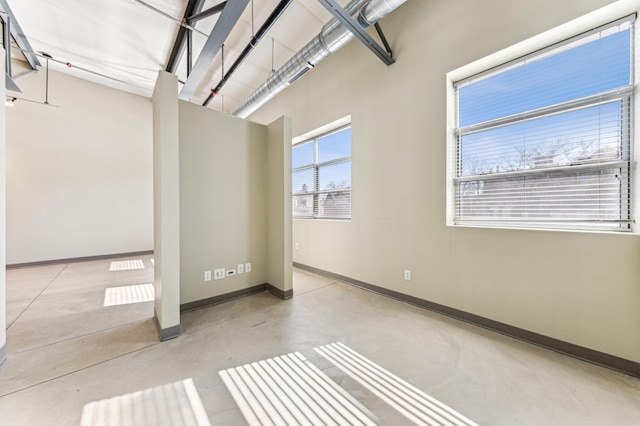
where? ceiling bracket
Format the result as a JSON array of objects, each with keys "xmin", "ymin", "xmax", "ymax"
[
  {"xmin": 0, "ymin": 0, "xmax": 40, "ymax": 70},
  {"xmin": 317, "ymin": 0, "xmax": 395, "ymax": 66},
  {"xmin": 2, "ymin": 14, "xmax": 21, "ymax": 92},
  {"xmin": 179, "ymin": 0, "xmax": 250, "ymax": 101},
  {"xmin": 165, "ymin": 0, "xmax": 207, "ymax": 74},
  {"xmin": 188, "ymin": 1, "xmax": 227, "ymax": 24},
  {"xmin": 374, "ymin": 22, "xmax": 392, "ymax": 58}
]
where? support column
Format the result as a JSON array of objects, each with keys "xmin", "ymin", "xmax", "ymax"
[
  {"xmin": 152, "ymin": 71, "xmax": 181, "ymax": 340},
  {"xmin": 266, "ymin": 116, "xmax": 293, "ymax": 298}
]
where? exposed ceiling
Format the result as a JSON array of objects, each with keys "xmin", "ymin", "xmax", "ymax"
[{"xmin": 3, "ymin": 0, "xmax": 352, "ymax": 114}]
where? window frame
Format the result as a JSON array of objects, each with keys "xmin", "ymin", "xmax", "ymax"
[
  {"xmin": 446, "ymin": 8, "xmax": 639, "ymax": 233},
  {"xmin": 292, "ymin": 124, "xmax": 352, "ymax": 220}
]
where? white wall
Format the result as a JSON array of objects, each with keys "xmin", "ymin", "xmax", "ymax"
[
  {"xmin": 1, "ymin": 48, "xmax": 7, "ymax": 363},
  {"xmin": 5, "ymin": 68, "xmax": 153, "ymax": 264},
  {"xmin": 250, "ymin": 0, "xmax": 640, "ymax": 362}
]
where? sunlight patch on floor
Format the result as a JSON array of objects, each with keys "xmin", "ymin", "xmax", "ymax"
[
  {"xmin": 103, "ymin": 284, "xmax": 154, "ymax": 307},
  {"xmin": 109, "ymin": 260, "xmax": 145, "ymax": 272},
  {"xmin": 316, "ymin": 342, "xmax": 478, "ymax": 425},
  {"xmin": 220, "ymin": 351, "xmax": 377, "ymax": 425},
  {"xmin": 80, "ymin": 378, "xmax": 210, "ymax": 426}
]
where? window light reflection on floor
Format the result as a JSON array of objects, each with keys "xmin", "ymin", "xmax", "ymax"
[
  {"xmin": 220, "ymin": 344, "xmax": 478, "ymax": 426},
  {"xmin": 316, "ymin": 342, "xmax": 478, "ymax": 425},
  {"xmin": 109, "ymin": 259, "xmax": 145, "ymax": 271},
  {"xmin": 103, "ymin": 283, "xmax": 154, "ymax": 307},
  {"xmin": 80, "ymin": 378, "xmax": 211, "ymax": 426},
  {"xmin": 220, "ymin": 350, "xmax": 377, "ymax": 425}
]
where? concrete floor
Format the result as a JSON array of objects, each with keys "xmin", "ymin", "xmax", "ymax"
[{"xmin": 1, "ymin": 256, "xmax": 639, "ymax": 425}]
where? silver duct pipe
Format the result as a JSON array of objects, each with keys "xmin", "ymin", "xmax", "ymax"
[{"xmin": 232, "ymin": 0, "xmax": 406, "ymax": 118}]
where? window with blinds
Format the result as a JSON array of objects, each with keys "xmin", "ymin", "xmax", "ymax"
[
  {"xmin": 292, "ymin": 126, "xmax": 352, "ymax": 219},
  {"xmin": 453, "ymin": 17, "xmax": 634, "ymax": 231}
]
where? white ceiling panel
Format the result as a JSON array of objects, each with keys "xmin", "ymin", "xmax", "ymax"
[
  {"xmin": 4, "ymin": 0, "xmax": 356, "ymax": 112},
  {"xmin": 264, "ymin": 1, "xmax": 326, "ymax": 54},
  {"xmin": 7, "ymin": 0, "xmax": 188, "ymax": 97}
]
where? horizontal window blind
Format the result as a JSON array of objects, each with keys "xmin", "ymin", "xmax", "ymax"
[
  {"xmin": 454, "ymin": 17, "xmax": 634, "ymax": 231},
  {"xmin": 292, "ymin": 126, "xmax": 352, "ymax": 219}
]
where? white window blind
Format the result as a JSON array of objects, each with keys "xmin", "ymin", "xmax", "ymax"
[
  {"xmin": 454, "ymin": 17, "xmax": 634, "ymax": 231},
  {"xmin": 292, "ymin": 126, "xmax": 352, "ymax": 219}
]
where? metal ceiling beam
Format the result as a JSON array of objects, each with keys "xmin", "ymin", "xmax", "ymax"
[
  {"xmin": 2, "ymin": 14, "xmax": 11, "ymax": 76},
  {"xmin": 0, "ymin": 0, "xmax": 40, "ymax": 70},
  {"xmin": 165, "ymin": 0, "xmax": 207, "ymax": 74},
  {"xmin": 203, "ymin": 0, "xmax": 293, "ymax": 107},
  {"xmin": 179, "ymin": 0, "xmax": 249, "ymax": 101},
  {"xmin": 188, "ymin": 2, "xmax": 227, "ymax": 23},
  {"xmin": 2, "ymin": 15, "xmax": 20, "ymax": 92},
  {"xmin": 186, "ymin": 27, "xmax": 193, "ymax": 75},
  {"xmin": 317, "ymin": 0, "xmax": 394, "ymax": 66}
]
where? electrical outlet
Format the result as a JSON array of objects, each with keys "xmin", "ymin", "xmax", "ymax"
[
  {"xmin": 245, "ymin": 262, "xmax": 252, "ymax": 273},
  {"xmin": 204, "ymin": 270, "xmax": 212, "ymax": 281},
  {"xmin": 237, "ymin": 264, "xmax": 244, "ymax": 274},
  {"xmin": 226, "ymin": 269, "xmax": 236, "ymax": 277},
  {"xmin": 295, "ymin": 243, "xmax": 299, "ymax": 250},
  {"xmin": 404, "ymin": 270, "xmax": 412, "ymax": 281},
  {"xmin": 214, "ymin": 268, "xmax": 225, "ymax": 280}
]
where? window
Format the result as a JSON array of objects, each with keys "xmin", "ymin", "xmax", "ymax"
[
  {"xmin": 292, "ymin": 126, "xmax": 351, "ymax": 219},
  {"xmin": 450, "ymin": 17, "xmax": 634, "ymax": 232}
]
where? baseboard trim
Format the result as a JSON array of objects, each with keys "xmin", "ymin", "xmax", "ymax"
[
  {"xmin": 180, "ymin": 284, "xmax": 270, "ymax": 313},
  {"xmin": 7, "ymin": 250, "xmax": 155, "ymax": 269},
  {"xmin": 0, "ymin": 344, "xmax": 6, "ymax": 366},
  {"xmin": 266, "ymin": 284, "xmax": 293, "ymax": 300},
  {"xmin": 153, "ymin": 314, "xmax": 180, "ymax": 342},
  {"xmin": 294, "ymin": 262, "xmax": 640, "ymax": 378},
  {"xmin": 180, "ymin": 283, "xmax": 292, "ymax": 313}
]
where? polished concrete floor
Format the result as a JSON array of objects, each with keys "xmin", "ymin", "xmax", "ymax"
[{"xmin": 1, "ymin": 256, "xmax": 639, "ymax": 425}]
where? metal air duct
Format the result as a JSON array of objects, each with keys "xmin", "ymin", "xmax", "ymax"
[{"xmin": 232, "ymin": 0, "xmax": 406, "ymax": 118}]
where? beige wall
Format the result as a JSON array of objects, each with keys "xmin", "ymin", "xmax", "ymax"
[
  {"xmin": 250, "ymin": 0, "xmax": 640, "ymax": 362},
  {"xmin": 178, "ymin": 101, "xmax": 269, "ymax": 304},
  {"xmin": 5, "ymin": 68, "xmax": 153, "ymax": 264}
]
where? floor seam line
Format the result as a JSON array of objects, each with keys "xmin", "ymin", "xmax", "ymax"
[
  {"xmin": 8, "ymin": 317, "xmax": 155, "ymax": 356},
  {"xmin": 6, "ymin": 263, "xmax": 70, "ymax": 330},
  {"xmin": 293, "ymin": 282, "xmax": 337, "ymax": 297},
  {"xmin": 0, "ymin": 341, "xmax": 162, "ymax": 398}
]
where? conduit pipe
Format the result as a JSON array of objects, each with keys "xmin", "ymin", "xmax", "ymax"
[
  {"xmin": 203, "ymin": 0, "xmax": 293, "ymax": 107},
  {"xmin": 231, "ymin": 0, "xmax": 406, "ymax": 118}
]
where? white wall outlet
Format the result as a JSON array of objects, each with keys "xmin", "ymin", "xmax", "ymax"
[
  {"xmin": 214, "ymin": 268, "xmax": 225, "ymax": 280},
  {"xmin": 404, "ymin": 270, "xmax": 412, "ymax": 281},
  {"xmin": 245, "ymin": 262, "xmax": 252, "ymax": 273},
  {"xmin": 204, "ymin": 270, "xmax": 212, "ymax": 281},
  {"xmin": 226, "ymin": 269, "xmax": 236, "ymax": 277},
  {"xmin": 295, "ymin": 243, "xmax": 299, "ymax": 250},
  {"xmin": 237, "ymin": 264, "xmax": 244, "ymax": 274}
]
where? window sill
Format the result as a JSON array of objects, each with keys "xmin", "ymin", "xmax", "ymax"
[
  {"xmin": 293, "ymin": 217, "xmax": 351, "ymax": 223},
  {"xmin": 447, "ymin": 222, "xmax": 636, "ymax": 236}
]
